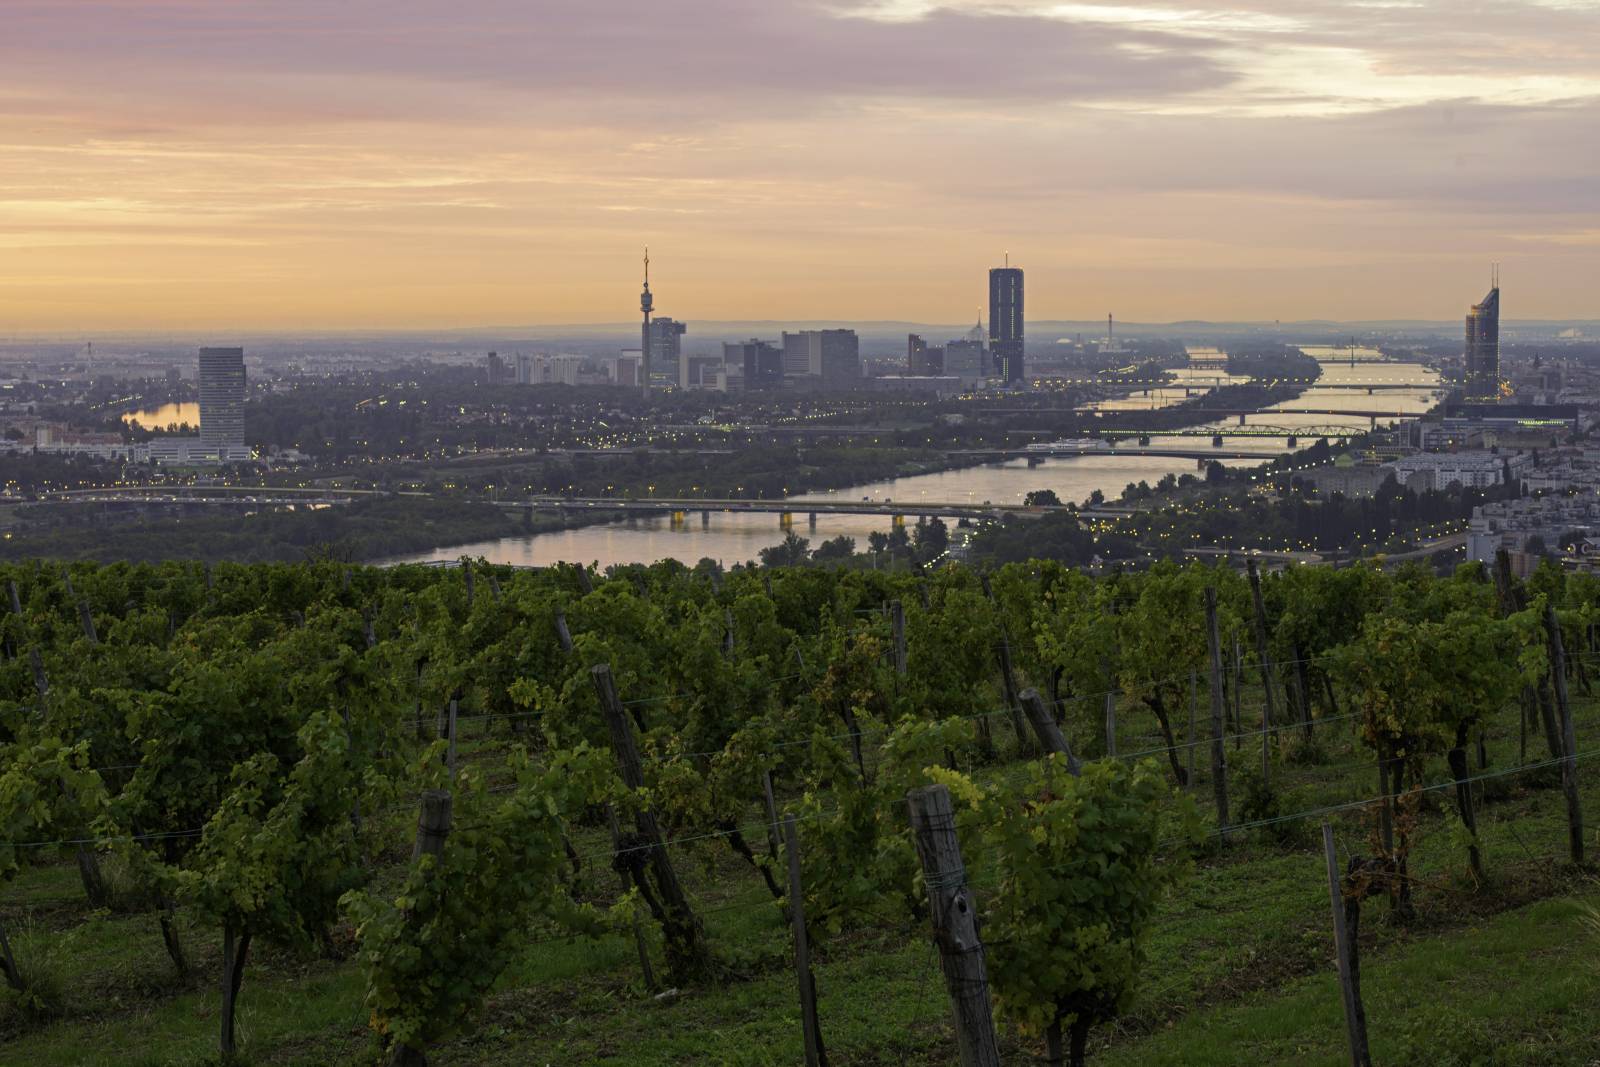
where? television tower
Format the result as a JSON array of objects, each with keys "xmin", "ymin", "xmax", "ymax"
[{"xmin": 640, "ymin": 248, "xmax": 654, "ymax": 398}]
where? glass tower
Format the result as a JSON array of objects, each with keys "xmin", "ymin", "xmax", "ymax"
[
  {"xmin": 988, "ymin": 266, "xmax": 1024, "ymax": 384},
  {"xmin": 1465, "ymin": 285, "xmax": 1500, "ymax": 401}
]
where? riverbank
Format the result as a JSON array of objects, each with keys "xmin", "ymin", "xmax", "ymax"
[{"xmin": 0, "ymin": 496, "xmax": 542, "ymax": 564}]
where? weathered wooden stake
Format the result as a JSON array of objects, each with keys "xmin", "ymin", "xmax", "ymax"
[
  {"xmin": 1187, "ymin": 670, "xmax": 1198, "ymax": 790},
  {"xmin": 1376, "ymin": 756, "xmax": 1394, "ymax": 856},
  {"xmin": 1322, "ymin": 823, "xmax": 1372, "ymax": 1067},
  {"xmin": 1545, "ymin": 604, "xmax": 1584, "ymax": 864},
  {"xmin": 413, "ymin": 788, "xmax": 452, "ymax": 861},
  {"xmin": 553, "ymin": 608, "xmax": 574, "ymax": 653},
  {"xmin": 783, "ymin": 815, "xmax": 828, "ymax": 1067},
  {"xmin": 1020, "ymin": 688, "xmax": 1081, "ymax": 774},
  {"xmin": 0, "ymin": 917, "xmax": 22, "ymax": 992},
  {"xmin": 1246, "ymin": 560, "xmax": 1278, "ymax": 773},
  {"xmin": 891, "ymin": 600, "xmax": 907, "ymax": 675},
  {"xmin": 1445, "ymin": 745, "xmax": 1483, "ymax": 883},
  {"xmin": 76, "ymin": 599, "xmax": 98, "ymax": 645},
  {"xmin": 1104, "ymin": 691, "xmax": 1117, "ymax": 758},
  {"xmin": 27, "ymin": 647, "xmax": 47, "ymax": 702},
  {"xmin": 762, "ymin": 771, "xmax": 783, "ymax": 862},
  {"xmin": 1229, "ymin": 636, "xmax": 1241, "ymax": 741},
  {"xmin": 219, "ymin": 922, "xmax": 252, "ymax": 1058},
  {"xmin": 1205, "ymin": 588, "xmax": 1232, "ymax": 838},
  {"xmin": 906, "ymin": 784, "xmax": 1001, "ymax": 1067},
  {"xmin": 994, "ymin": 629, "xmax": 1033, "ymax": 756},
  {"xmin": 446, "ymin": 698, "xmax": 458, "ymax": 777},
  {"xmin": 607, "ymin": 802, "xmax": 658, "ymax": 992}
]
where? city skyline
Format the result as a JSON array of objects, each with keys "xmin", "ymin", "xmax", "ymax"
[{"xmin": 3, "ymin": 1, "xmax": 1600, "ymax": 331}]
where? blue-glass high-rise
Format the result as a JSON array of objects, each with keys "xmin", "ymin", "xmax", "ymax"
[
  {"xmin": 1465, "ymin": 285, "xmax": 1500, "ymax": 401},
  {"xmin": 988, "ymin": 266, "xmax": 1024, "ymax": 384}
]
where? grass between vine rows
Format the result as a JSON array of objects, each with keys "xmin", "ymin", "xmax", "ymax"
[{"xmin": 4, "ymin": 674, "xmax": 1599, "ymax": 1066}]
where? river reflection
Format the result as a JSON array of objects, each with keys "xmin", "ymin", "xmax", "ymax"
[
  {"xmin": 122, "ymin": 402, "xmax": 199, "ymax": 429},
  {"xmin": 382, "ymin": 349, "xmax": 1441, "ymax": 569}
]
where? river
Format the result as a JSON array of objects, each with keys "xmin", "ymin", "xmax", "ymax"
[
  {"xmin": 121, "ymin": 402, "xmax": 200, "ymax": 430},
  {"xmin": 383, "ymin": 347, "xmax": 1441, "ymax": 569}
]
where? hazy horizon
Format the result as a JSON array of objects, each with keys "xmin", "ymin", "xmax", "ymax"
[{"xmin": 5, "ymin": 1, "xmax": 1599, "ymax": 331}]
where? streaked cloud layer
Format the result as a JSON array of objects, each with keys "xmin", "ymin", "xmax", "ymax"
[{"xmin": 2, "ymin": 0, "xmax": 1598, "ymax": 329}]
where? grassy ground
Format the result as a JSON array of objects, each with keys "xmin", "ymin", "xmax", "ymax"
[{"xmin": 4, "ymin": 676, "xmax": 1598, "ymax": 1066}]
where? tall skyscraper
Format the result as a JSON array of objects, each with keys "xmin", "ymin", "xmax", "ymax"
[
  {"xmin": 639, "ymin": 249, "xmax": 654, "ymax": 399},
  {"xmin": 197, "ymin": 347, "xmax": 245, "ymax": 449},
  {"xmin": 1465, "ymin": 274, "xmax": 1501, "ymax": 401},
  {"xmin": 989, "ymin": 262, "xmax": 1024, "ymax": 384}
]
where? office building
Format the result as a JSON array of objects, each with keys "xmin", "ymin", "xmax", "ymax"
[
  {"xmin": 989, "ymin": 264, "xmax": 1024, "ymax": 383},
  {"xmin": 683, "ymin": 355, "xmax": 722, "ymax": 390},
  {"xmin": 780, "ymin": 329, "xmax": 860, "ymax": 387},
  {"xmin": 198, "ymin": 346, "xmax": 246, "ymax": 450},
  {"xmin": 486, "ymin": 351, "xmax": 508, "ymax": 385},
  {"xmin": 605, "ymin": 353, "xmax": 641, "ymax": 388},
  {"xmin": 725, "ymin": 339, "xmax": 784, "ymax": 390},
  {"xmin": 781, "ymin": 333, "xmax": 813, "ymax": 378},
  {"xmin": 943, "ymin": 339, "xmax": 984, "ymax": 382},
  {"xmin": 907, "ymin": 334, "xmax": 944, "ymax": 376},
  {"xmin": 1465, "ymin": 276, "xmax": 1501, "ymax": 401},
  {"xmin": 637, "ymin": 317, "xmax": 684, "ymax": 389}
]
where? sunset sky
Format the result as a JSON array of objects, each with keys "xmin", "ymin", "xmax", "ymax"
[{"xmin": 3, "ymin": 0, "xmax": 1599, "ymax": 332}]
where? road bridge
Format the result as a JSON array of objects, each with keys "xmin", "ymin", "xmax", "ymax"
[{"xmin": 496, "ymin": 495, "xmax": 1064, "ymax": 527}]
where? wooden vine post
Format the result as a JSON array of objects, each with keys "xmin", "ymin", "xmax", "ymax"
[
  {"xmin": 783, "ymin": 815, "xmax": 828, "ymax": 1067},
  {"xmin": 1104, "ymin": 689, "xmax": 1117, "ymax": 759},
  {"xmin": 553, "ymin": 609, "xmax": 574, "ymax": 653},
  {"xmin": 591, "ymin": 663, "xmax": 711, "ymax": 980},
  {"xmin": 994, "ymin": 624, "xmax": 1033, "ymax": 757},
  {"xmin": 891, "ymin": 599, "xmax": 907, "ymax": 675},
  {"xmin": 1246, "ymin": 560, "xmax": 1279, "ymax": 782},
  {"xmin": 1544, "ymin": 604, "xmax": 1584, "ymax": 864},
  {"xmin": 1019, "ymin": 687, "xmax": 1082, "ymax": 774},
  {"xmin": 606, "ymin": 803, "xmax": 658, "ymax": 992},
  {"xmin": 1204, "ymin": 587, "xmax": 1232, "ymax": 839},
  {"xmin": 906, "ymin": 784, "xmax": 1001, "ymax": 1067},
  {"xmin": 1322, "ymin": 823, "xmax": 1372, "ymax": 1067},
  {"xmin": 1187, "ymin": 670, "xmax": 1198, "ymax": 790}
]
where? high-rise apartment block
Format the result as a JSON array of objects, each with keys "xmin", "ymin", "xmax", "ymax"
[
  {"xmin": 198, "ymin": 347, "xmax": 246, "ymax": 450},
  {"xmin": 638, "ymin": 317, "xmax": 684, "ymax": 389},
  {"xmin": 1465, "ymin": 280, "xmax": 1501, "ymax": 402},
  {"xmin": 781, "ymin": 329, "xmax": 861, "ymax": 387},
  {"xmin": 725, "ymin": 339, "xmax": 784, "ymax": 390},
  {"xmin": 988, "ymin": 265, "xmax": 1024, "ymax": 384}
]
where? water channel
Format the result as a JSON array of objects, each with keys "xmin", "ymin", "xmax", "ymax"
[{"xmin": 384, "ymin": 347, "xmax": 1442, "ymax": 569}]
